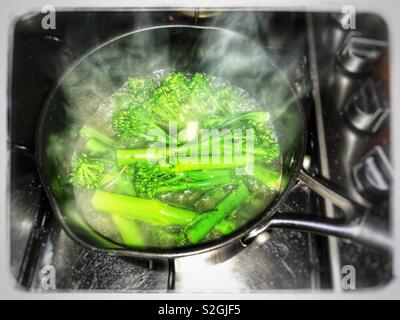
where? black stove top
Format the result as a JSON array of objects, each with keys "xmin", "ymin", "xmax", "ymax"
[{"xmin": 10, "ymin": 10, "xmax": 391, "ymax": 291}]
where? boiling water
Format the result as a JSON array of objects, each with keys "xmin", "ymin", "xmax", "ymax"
[{"xmin": 72, "ymin": 70, "xmax": 283, "ymax": 249}]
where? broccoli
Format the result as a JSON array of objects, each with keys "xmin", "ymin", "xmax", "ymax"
[
  {"xmin": 188, "ymin": 73, "xmax": 220, "ymax": 114},
  {"xmin": 111, "ymin": 77, "xmax": 163, "ymax": 145},
  {"xmin": 214, "ymin": 217, "xmax": 236, "ymax": 235},
  {"xmin": 113, "ymin": 77, "xmax": 157, "ymax": 110},
  {"xmin": 112, "ymin": 215, "xmax": 145, "ymax": 247},
  {"xmin": 69, "ymin": 72, "xmax": 283, "ymax": 249},
  {"xmin": 131, "ymin": 160, "xmax": 236, "ymax": 199},
  {"xmin": 100, "ymin": 167, "xmax": 136, "ymax": 196},
  {"xmin": 185, "ymin": 182, "xmax": 251, "ymax": 244},
  {"xmin": 69, "ymin": 153, "xmax": 106, "ymax": 189},
  {"xmin": 202, "ymin": 111, "xmax": 281, "ymax": 163},
  {"xmin": 114, "ymin": 111, "xmax": 280, "ymax": 166},
  {"xmin": 80, "ymin": 126, "xmax": 117, "ymax": 147},
  {"xmin": 115, "ymin": 147, "xmax": 250, "ymax": 170},
  {"xmin": 112, "ymin": 106, "xmax": 167, "ymax": 145},
  {"xmin": 144, "ymin": 72, "xmax": 225, "ymax": 130},
  {"xmin": 70, "ymin": 129, "xmax": 137, "ymax": 195},
  {"xmin": 77, "ymin": 127, "xmax": 239, "ymax": 197},
  {"xmin": 91, "ymin": 190, "xmax": 198, "ymax": 226},
  {"xmin": 215, "ymin": 84, "xmax": 256, "ymax": 115},
  {"xmin": 69, "ymin": 153, "xmax": 138, "ymax": 196},
  {"xmin": 144, "ymin": 73, "xmax": 192, "ymax": 130},
  {"xmin": 111, "ymin": 74, "xmax": 200, "ymax": 145}
]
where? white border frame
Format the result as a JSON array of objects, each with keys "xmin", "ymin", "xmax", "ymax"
[{"xmin": 0, "ymin": 0, "xmax": 399, "ymax": 299}]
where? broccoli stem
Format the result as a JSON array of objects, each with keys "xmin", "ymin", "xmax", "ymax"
[
  {"xmin": 185, "ymin": 183, "xmax": 250, "ymax": 244},
  {"xmin": 181, "ymin": 169, "xmax": 233, "ymax": 181},
  {"xmin": 253, "ymin": 164, "xmax": 281, "ymax": 190},
  {"xmin": 85, "ymin": 138, "xmax": 116, "ymax": 161},
  {"xmin": 100, "ymin": 167, "xmax": 136, "ymax": 196},
  {"xmin": 156, "ymin": 175, "xmax": 232, "ymax": 194},
  {"xmin": 80, "ymin": 126, "xmax": 117, "ymax": 146},
  {"xmin": 202, "ymin": 111, "xmax": 270, "ymax": 129},
  {"xmin": 117, "ymin": 146, "xmax": 250, "ymax": 170},
  {"xmin": 92, "ymin": 190, "xmax": 197, "ymax": 226},
  {"xmin": 193, "ymin": 184, "xmax": 234, "ymax": 213},
  {"xmin": 111, "ymin": 215, "xmax": 145, "ymax": 247},
  {"xmin": 116, "ymin": 148, "xmax": 163, "ymax": 165},
  {"xmin": 170, "ymin": 157, "xmax": 248, "ymax": 172},
  {"xmin": 214, "ymin": 218, "xmax": 236, "ymax": 235}
]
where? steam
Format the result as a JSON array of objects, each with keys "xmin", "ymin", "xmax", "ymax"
[
  {"xmin": 48, "ymin": 11, "xmax": 308, "ymax": 169},
  {"xmin": 192, "ymin": 11, "xmax": 306, "ymax": 155},
  {"xmin": 55, "ymin": 11, "xmax": 307, "ymax": 149}
]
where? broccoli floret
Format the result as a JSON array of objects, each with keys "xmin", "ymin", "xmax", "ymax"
[
  {"xmin": 201, "ymin": 111, "xmax": 280, "ymax": 163},
  {"xmin": 215, "ymin": 84, "xmax": 256, "ymax": 115},
  {"xmin": 188, "ymin": 73, "xmax": 219, "ymax": 113},
  {"xmin": 131, "ymin": 160, "xmax": 235, "ymax": 199},
  {"xmin": 126, "ymin": 77, "xmax": 157, "ymax": 104},
  {"xmin": 111, "ymin": 74, "xmax": 195, "ymax": 145},
  {"xmin": 69, "ymin": 153, "xmax": 106, "ymax": 189},
  {"xmin": 111, "ymin": 77, "xmax": 166, "ymax": 145},
  {"xmin": 111, "ymin": 107, "xmax": 166, "ymax": 145},
  {"xmin": 113, "ymin": 77, "xmax": 157, "ymax": 110},
  {"xmin": 145, "ymin": 73, "xmax": 205, "ymax": 130},
  {"xmin": 132, "ymin": 160, "xmax": 175, "ymax": 198}
]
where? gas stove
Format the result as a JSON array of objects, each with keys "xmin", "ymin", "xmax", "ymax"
[{"xmin": 10, "ymin": 10, "xmax": 391, "ymax": 291}]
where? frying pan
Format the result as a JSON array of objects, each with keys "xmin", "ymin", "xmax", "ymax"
[{"xmin": 36, "ymin": 25, "xmax": 392, "ymax": 260}]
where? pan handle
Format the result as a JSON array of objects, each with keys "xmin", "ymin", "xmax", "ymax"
[
  {"xmin": 298, "ymin": 169, "xmax": 362, "ymax": 216},
  {"xmin": 266, "ymin": 212, "xmax": 391, "ymax": 250},
  {"xmin": 241, "ymin": 169, "xmax": 392, "ymax": 250}
]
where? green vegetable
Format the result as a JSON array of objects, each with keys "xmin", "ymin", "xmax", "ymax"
[
  {"xmin": 92, "ymin": 190, "xmax": 197, "ymax": 226},
  {"xmin": 145, "ymin": 73, "xmax": 199, "ymax": 130},
  {"xmin": 188, "ymin": 73, "xmax": 221, "ymax": 114},
  {"xmin": 112, "ymin": 215, "xmax": 145, "ymax": 247},
  {"xmin": 214, "ymin": 218, "xmax": 236, "ymax": 235},
  {"xmin": 193, "ymin": 184, "xmax": 235, "ymax": 212},
  {"xmin": 116, "ymin": 148, "xmax": 166, "ymax": 165},
  {"xmin": 185, "ymin": 183, "xmax": 251, "ymax": 244},
  {"xmin": 253, "ymin": 164, "xmax": 281, "ymax": 190},
  {"xmin": 114, "ymin": 112, "xmax": 280, "ymax": 166},
  {"xmin": 215, "ymin": 84, "xmax": 255, "ymax": 115},
  {"xmin": 112, "ymin": 107, "xmax": 167, "ymax": 145},
  {"xmin": 145, "ymin": 226, "xmax": 185, "ymax": 247},
  {"xmin": 69, "ymin": 153, "xmax": 106, "ymax": 189},
  {"xmin": 112, "ymin": 77, "xmax": 157, "ymax": 111},
  {"xmin": 203, "ymin": 111, "xmax": 280, "ymax": 163},
  {"xmin": 80, "ymin": 126, "xmax": 117, "ymax": 146},
  {"xmin": 131, "ymin": 161, "xmax": 235, "ymax": 199},
  {"xmin": 100, "ymin": 167, "xmax": 136, "ymax": 196},
  {"xmin": 84, "ymin": 137, "xmax": 116, "ymax": 161},
  {"xmin": 69, "ymin": 72, "xmax": 282, "ymax": 249}
]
